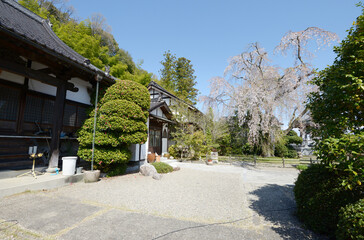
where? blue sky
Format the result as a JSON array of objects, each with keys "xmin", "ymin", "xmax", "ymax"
[{"xmin": 67, "ymin": 0, "xmax": 361, "ymax": 110}]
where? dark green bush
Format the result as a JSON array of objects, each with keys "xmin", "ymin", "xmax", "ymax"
[
  {"xmin": 106, "ymin": 163, "xmax": 128, "ymax": 177},
  {"xmin": 336, "ymin": 198, "xmax": 364, "ymax": 240},
  {"xmin": 285, "ymin": 149, "xmax": 298, "ymax": 158},
  {"xmin": 168, "ymin": 145, "xmax": 181, "ymax": 159},
  {"xmin": 78, "ymin": 79, "xmax": 150, "ymax": 174},
  {"xmin": 101, "ymin": 79, "xmax": 150, "ymax": 113},
  {"xmin": 274, "ymin": 140, "xmax": 288, "ymax": 157},
  {"xmin": 151, "ymin": 162, "xmax": 174, "ymax": 173},
  {"xmin": 294, "ymin": 164, "xmax": 362, "ymax": 236},
  {"xmin": 275, "ymin": 131, "xmax": 301, "ymax": 158}
]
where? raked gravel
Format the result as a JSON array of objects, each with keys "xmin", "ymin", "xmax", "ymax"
[{"xmin": 0, "ymin": 162, "xmax": 325, "ymax": 239}]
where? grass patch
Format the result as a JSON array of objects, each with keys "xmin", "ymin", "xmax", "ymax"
[{"xmin": 151, "ymin": 162, "xmax": 174, "ymax": 173}]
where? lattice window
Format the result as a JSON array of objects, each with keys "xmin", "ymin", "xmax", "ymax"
[
  {"xmin": 0, "ymin": 87, "xmax": 20, "ymax": 121},
  {"xmin": 63, "ymin": 104, "xmax": 77, "ymax": 126},
  {"xmin": 76, "ymin": 106, "xmax": 87, "ymax": 127},
  {"xmin": 42, "ymin": 99, "xmax": 54, "ymax": 124},
  {"xmin": 24, "ymin": 95, "xmax": 42, "ymax": 123}
]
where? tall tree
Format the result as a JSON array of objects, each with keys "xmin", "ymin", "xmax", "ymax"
[
  {"xmin": 175, "ymin": 57, "xmax": 198, "ymax": 105},
  {"xmin": 202, "ymin": 27, "xmax": 338, "ymax": 156},
  {"xmin": 159, "ymin": 51, "xmax": 177, "ymax": 93},
  {"xmin": 159, "ymin": 51, "xmax": 198, "ymax": 105}
]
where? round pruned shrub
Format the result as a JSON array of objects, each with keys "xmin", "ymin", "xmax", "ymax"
[
  {"xmin": 101, "ymin": 79, "xmax": 150, "ymax": 114},
  {"xmin": 336, "ymin": 199, "xmax": 364, "ymax": 240},
  {"xmin": 151, "ymin": 162, "xmax": 174, "ymax": 174},
  {"xmin": 294, "ymin": 164, "xmax": 362, "ymax": 236},
  {"xmin": 78, "ymin": 79, "xmax": 150, "ymax": 174}
]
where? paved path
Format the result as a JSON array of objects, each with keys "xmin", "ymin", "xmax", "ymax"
[{"xmin": 0, "ymin": 163, "xmax": 325, "ymax": 239}]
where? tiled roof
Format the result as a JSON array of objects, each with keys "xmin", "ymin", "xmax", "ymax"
[
  {"xmin": 148, "ymin": 81, "xmax": 200, "ymax": 112},
  {"xmin": 0, "ymin": 0, "xmax": 114, "ymax": 81}
]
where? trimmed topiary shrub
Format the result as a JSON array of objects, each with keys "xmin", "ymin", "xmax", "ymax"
[
  {"xmin": 101, "ymin": 79, "xmax": 150, "ymax": 114},
  {"xmin": 294, "ymin": 164, "xmax": 362, "ymax": 236},
  {"xmin": 78, "ymin": 80, "xmax": 150, "ymax": 176},
  {"xmin": 336, "ymin": 198, "xmax": 364, "ymax": 240},
  {"xmin": 151, "ymin": 162, "xmax": 174, "ymax": 174}
]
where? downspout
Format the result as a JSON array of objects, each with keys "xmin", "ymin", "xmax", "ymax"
[{"xmin": 91, "ymin": 74, "xmax": 102, "ymax": 171}]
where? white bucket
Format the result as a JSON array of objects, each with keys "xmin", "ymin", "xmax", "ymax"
[{"xmin": 62, "ymin": 156, "xmax": 77, "ymax": 175}]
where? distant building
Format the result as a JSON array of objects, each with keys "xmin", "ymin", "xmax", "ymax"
[{"xmin": 142, "ymin": 81, "xmax": 200, "ymax": 158}]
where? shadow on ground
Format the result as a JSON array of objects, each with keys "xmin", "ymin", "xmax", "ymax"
[{"xmin": 248, "ymin": 184, "xmax": 327, "ymax": 240}]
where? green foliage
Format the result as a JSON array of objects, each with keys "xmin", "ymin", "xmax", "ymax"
[
  {"xmin": 201, "ymin": 107, "xmax": 231, "ymax": 155},
  {"xmin": 151, "ymin": 162, "xmax": 174, "ymax": 174},
  {"xmin": 168, "ymin": 144, "xmax": 180, "ymax": 159},
  {"xmin": 336, "ymin": 198, "xmax": 364, "ymax": 240},
  {"xmin": 169, "ymin": 102, "xmax": 206, "ymax": 160},
  {"xmin": 19, "ymin": 0, "xmax": 152, "ymax": 86},
  {"xmin": 227, "ymin": 111, "xmax": 253, "ymax": 155},
  {"xmin": 297, "ymin": 8, "xmax": 364, "ymax": 237},
  {"xmin": 274, "ymin": 137, "xmax": 288, "ymax": 158},
  {"xmin": 188, "ymin": 130, "xmax": 208, "ymax": 159},
  {"xmin": 286, "ymin": 130, "xmax": 303, "ymax": 145},
  {"xmin": 294, "ymin": 164, "xmax": 362, "ymax": 236},
  {"xmin": 101, "ymin": 80, "xmax": 150, "ymax": 113},
  {"xmin": 106, "ymin": 163, "xmax": 127, "ymax": 177},
  {"xmin": 316, "ymin": 133, "xmax": 364, "ymax": 190},
  {"xmin": 175, "ymin": 57, "xmax": 198, "ymax": 105},
  {"xmin": 159, "ymin": 51, "xmax": 177, "ymax": 93},
  {"xmin": 78, "ymin": 146, "xmax": 131, "ymax": 168},
  {"xmin": 78, "ymin": 80, "xmax": 150, "ymax": 174},
  {"xmin": 295, "ymin": 164, "xmax": 308, "ymax": 171},
  {"xmin": 285, "ymin": 149, "xmax": 298, "ymax": 158},
  {"xmin": 274, "ymin": 131, "xmax": 301, "ymax": 158},
  {"xmin": 158, "ymin": 51, "xmax": 198, "ymax": 105},
  {"xmin": 308, "ymin": 8, "xmax": 364, "ymax": 139}
]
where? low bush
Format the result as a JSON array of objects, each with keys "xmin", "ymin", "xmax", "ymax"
[
  {"xmin": 285, "ymin": 149, "xmax": 298, "ymax": 158},
  {"xmin": 106, "ymin": 163, "xmax": 127, "ymax": 177},
  {"xmin": 168, "ymin": 145, "xmax": 180, "ymax": 159},
  {"xmin": 295, "ymin": 164, "xmax": 308, "ymax": 171},
  {"xmin": 294, "ymin": 164, "xmax": 362, "ymax": 236},
  {"xmin": 336, "ymin": 198, "xmax": 364, "ymax": 240},
  {"xmin": 151, "ymin": 162, "xmax": 173, "ymax": 173}
]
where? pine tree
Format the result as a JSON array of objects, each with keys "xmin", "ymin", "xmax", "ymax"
[
  {"xmin": 175, "ymin": 57, "xmax": 198, "ymax": 105},
  {"xmin": 159, "ymin": 51, "xmax": 176, "ymax": 93},
  {"xmin": 159, "ymin": 51, "xmax": 198, "ymax": 105}
]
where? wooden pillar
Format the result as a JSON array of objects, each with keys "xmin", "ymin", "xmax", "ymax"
[
  {"xmin": 48, "ymin": 79, "xmax": 67, "ymax": 169},
  {"xmin": 16, "ymin": 60, "xmax": 31, "ymax": 134}
]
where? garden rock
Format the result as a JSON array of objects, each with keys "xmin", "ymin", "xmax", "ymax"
[
  {"xmin": 173, "ymin": 166, "xmax": 180, "ymax": 171},
  {"xmin": 140, "ymin": 163, "xmax": 157, "ymax": 176},
  {"xmin": 152, "ymin": 173, "xmax": 163, "ymax": 180}
]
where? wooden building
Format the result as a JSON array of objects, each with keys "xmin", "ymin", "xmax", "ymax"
[
  {"xmin": 0, "ymin": 0, "xmax": 114, "ymax": 170},
  {"xmin": 145, "ymin": 81, "xmax": 199, "ymax": 157}
]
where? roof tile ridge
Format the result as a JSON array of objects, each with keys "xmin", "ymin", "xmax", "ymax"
[{"xmin": 2, "ymin": 0, "xmax": 45, "ymax": 23}]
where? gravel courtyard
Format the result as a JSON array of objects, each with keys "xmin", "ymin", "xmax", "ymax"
[{"xmin": 0, "ymin": 163, "xmax": 325, "ymax": 240}]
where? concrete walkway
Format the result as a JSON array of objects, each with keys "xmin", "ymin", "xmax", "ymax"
[
  {"xmin": 0, "ymin": 171, "xmax": 84, "ymax": 198},
  {"xmin": 0, "ymin": 163, "xmax": 326, "ymax": 240}
]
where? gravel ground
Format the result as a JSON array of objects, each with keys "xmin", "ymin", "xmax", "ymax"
[{"xmin": 0, "ymin": 163, "xmax": 325, "ymax": 239}]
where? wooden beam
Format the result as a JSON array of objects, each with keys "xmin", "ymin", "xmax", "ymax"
[
  {"xmin": 48, "ymin": 80, "xmax": 67, "ymax": 169},
  {"xmin": 0, "ymin": 58, "xmax": 78, "ymax": 92}
]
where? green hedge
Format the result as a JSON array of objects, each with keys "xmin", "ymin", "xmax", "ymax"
[
  {"xmin": 336, "ymin": 198, "xmax": 364, "ymax": 240},
  {"xmin": 151, "ymin": 162, "xmax": 174, "ymax": 174},
  {"xmin": 101, "ymin": 79, "xmax": 150, "ymax": 113},
  {"xmin": 294, "ymin": 164, "xmax": 362, "ymax": 236},
  {"xmin": 78, "ymin": 146, "xmax": 131, "ymax": 166}
]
